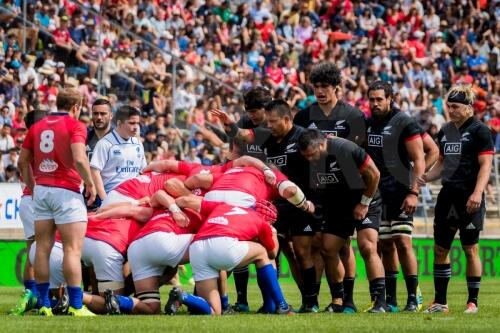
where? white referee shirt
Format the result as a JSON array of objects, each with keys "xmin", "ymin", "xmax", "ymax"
[{"xmin": 90, "ymin": 129, "xmax": 147, "ymax": 193}]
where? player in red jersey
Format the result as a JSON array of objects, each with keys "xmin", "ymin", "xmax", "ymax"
[
  {"xmin": 18, "ymin": 88, "xmax": 96, "ymax": 316},
  {"xmin": 102, "ymin": 192, "xmax": 204, "ymax": 315},
  {"xmin": 9, "ymin": 110, "xmax": 48, "ymax": 316},
  {"xmin": 164, "ymin": 198, "xmax": 292, "ymax": 315}
]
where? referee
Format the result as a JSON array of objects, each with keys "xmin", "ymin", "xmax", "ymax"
[
  {"xmin": 90, "ymin": 106, "xmax": 146, "ymax": 206},
  {"xmin": 420, "ymin": 85, "xmax": 494, "ymax": 314},
  {"xmin": 365, "ymin": 81, "xmax": 425, "ymax": 312}
]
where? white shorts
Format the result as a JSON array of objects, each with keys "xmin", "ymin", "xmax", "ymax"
[
  {"xmin": 204, "ymin": 190, "xmax": 256, "ymax": 208},
  {"xmin": 189, "ymin": 237, "xmax": 249, "ymax": 282},
  {"xmin": 20, "ymin": 195, "xmax": 35, "ymax": 240},
  {"xmin": 33, "ymin": 185, "xmax": 87, "ymax": 224},
  {"xmin": 101, "ymin": 190, "xmax": 138, "ymax": 208},
  {"xmin": 128, "ymin": 232, "xmax": 193, "ymax": 281},
  {"xmin": 29, "ymin": 241, "xmax": 64, "ymax": 289},
  {"xmin": 81, "ymin": 238, "xmax": 124, "ymax": 285}
]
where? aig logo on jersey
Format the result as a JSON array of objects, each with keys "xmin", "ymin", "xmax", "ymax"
[
  {"xmin": 317, "ymin": 173, "xmax": 339, "ymax": 184},
  {"xmin": 267, "ymin": 155, "xmax": 287, "ymax": 167},
  {"xmin": 246, "ymin": 144, "xmax": 263, "ymax": 153},
  {"xmin": 368, "ymin": 135, "xmax": 383, "ymax": 147},
  {"xmin": 444, "ymin": 143, "xmax": 461, "ymax": 155}
]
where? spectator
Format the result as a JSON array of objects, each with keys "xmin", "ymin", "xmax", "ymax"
[{"xmin": 0, "ymin": 123, "xmax": 14, "ymax": 154}]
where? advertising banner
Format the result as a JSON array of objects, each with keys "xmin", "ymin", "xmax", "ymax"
[
  {"xmin": 1, "ymin": 238, "xmax": 499, "ymax": 286},
  {"xmin": 0, "ymin": 183, "xmax": 23, "ymax": 229}
]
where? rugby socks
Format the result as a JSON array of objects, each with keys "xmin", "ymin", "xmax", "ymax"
[
  {"xmin": 257, "ymin": 264, "xmax": 288, "ymax": 310},
  {"xmin": 220, "ymin": 294, "xmax": 230, "ymax": 310},
  {"xmin": 314, "ymin": 282, "xmax": 321, "ymax": 306},
  {"xmin": 67, "ymin": 286, "xmax": 83, "ymax": 309},
  {"xmin": 257, "ymin": 269, "xmax": 276, "ymax": 313},
  {"xmin": 404, "ymin": 275, "xmax": 418, "ymax": 304},
  {"xmin": 466, "ymin": 276, "xmax": 481, "ymax": 306},
  {"xmin": 115, "ymin": 295, "xmax": 134, "ymax": 313},
  {"xmin": 369, "ymin": 278, "xmax": 386, "ymax": 305},
  {"xmin": 343, "ymin": 277, "xmax": 355, "ymax": 305},
  {"xmin": 233, "ymin": 266, "xmax": 249, "ymax": 305},
  {"xmin": 301, "ymin": 267, "xmax": 317, "ymax": 306},
  {"xmin": 24, "ymin": 280, "xmax": 37, "ymax": 294},
  {"xmin": 385, "ymin": 271, "xmax": 399, "ymax": 306},
  {"xmin": 433, "ymin": 264, "xmax": 451, "ymax": 304},
  {"xmin": 36, "ymin": 282, "xmax": 51, "ymax": 308},
  {"xmin": 180, "ymin": 292, "xmax": 211, "ymax": 315},
  {"xmin": 50, "ymin": 298, "xmax": 58, "ymax": 308},
  {"xmin": 328, "ymin": 281, "xmax": 344, "ymax": 302}
]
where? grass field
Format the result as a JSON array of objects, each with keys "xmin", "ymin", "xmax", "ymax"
[{"xmin": 1, "ymin": 279, "xmax": 499, "ymax": 333}]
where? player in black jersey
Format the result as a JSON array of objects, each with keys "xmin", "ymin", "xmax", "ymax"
[
  {"xmin": 366, "ymin": 81, "xmax": 425, "ymax": 312},
  {"xmin": 260, "ymin": 100, "xmax": 319, "ymax": 312},
  {"xmin": 297, "ymin": 129, "xmax": 387, "ymax": 313},
  {"xmin": 294, "ymin": 62, "xmax": 368, "ymax": 312},
  {"xmin": 419, "ymin": 85, "xmax": 494, "ymax": 314}
]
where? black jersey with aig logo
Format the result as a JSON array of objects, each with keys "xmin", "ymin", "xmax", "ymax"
[
  {"xmin": 237, "ymin": 116, "xmax": 271, "ymax": 161},
  {"xmin": 261, "ymin": 125, "xmax": 310, "ymax": 190},
  {"xmin": 438, "ymin": 117, "xmax": 494, "ymax": 191},
  {"xmin": 293, "ymin": 101, "xmax": 367, "ymax": 145},
  {"xmin": 366, "ymin": 109, "xmax": 421, "ymax": 194},
  {"xmin": 309, "ymin": 138, "xmax": 369, "ymax": 196}
]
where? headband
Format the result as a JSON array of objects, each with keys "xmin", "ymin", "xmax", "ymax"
[{"xmin": 447, "ymin": 91, "xmax": 472, "ymax": 106}]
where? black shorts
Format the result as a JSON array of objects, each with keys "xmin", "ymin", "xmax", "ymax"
[
  {"xmin": 379, "ymin": 189, "xmax": 414, "ymax": 239},
  {"xmin": 434, "ymin": 186, "xmax": 484, "ymax": 249},
  {"xmin": 321, "ymin": 193, "xmax": 382, "ymax": 240},
  {"xmin": 274, "ymin": 201, "xmax": 321, "ymax": 238}
]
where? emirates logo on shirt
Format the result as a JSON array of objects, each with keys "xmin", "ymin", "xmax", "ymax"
[{"xmin": 39, "ymin": 159, "xmax": 58, "ymax": 173}]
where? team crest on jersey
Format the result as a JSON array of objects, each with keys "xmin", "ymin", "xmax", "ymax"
[
  {"xmin": 285, "ymin": 143, "xmax": 297, "ymax": 153},
  {"xmin": 267, "ymin": 155, "xmax": 287, "ymax": 166},
  {"xmin": 335, "ymin": 120, "xmax": 346, "ymax": 130},
  {"xmin": 39, "ymin": 159, "xmax": 58, "ymax": 173},
  {"xmin": 382, "ymin": 126, "xmax": 392, "ymax": 135},
  {"xmin": 368, "ymin": 134, "xmax": 383, "ymax": 147},
  {"xmin": 317, "ymin": 173, "xmax": 339, "ymax": 184},
  {"xmin": 461, "ymin": 132, "xmax": 470, "ymax": 142},
  {"xmin": 444, "ymin": 143, "xmax": 461, "ymax": 155},
  {"xmin": 329, "ymin": 161, "xmax": 340, "ymax": 172},
  {"xmin": 207, "ymin": 216, "xmax": 229, "ymax": 225}
]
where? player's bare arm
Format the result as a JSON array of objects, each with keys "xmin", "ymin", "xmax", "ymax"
[
  {"xmin": 91, "ymin": 168, "xmax": 106, "ymax": 200},
  {"xmin": 467, "ymin": 154, "xmax": 493, "ymax": 214},
  {"xmin": 142, "ymin": 160, "xmax": 180, "ymax": 173},
  {"xmin": 184, "ymin": 174, "xmax": 214, "ymax": 191},
  {"xmin": 419, "ymin": 156, "xmax": 444, "ymax": 186},
  {"xmin": 209, "ymin": 109, "xmax": 255, "ymax": 143},
  {"xmin": 175, "ymin": 195, "xmax": 203, "ymax": 212},
  {"xmin": 422, "ymin": 134, "xmax": 440, "ymax": 171},
  {"xmin": 354, "ymin": 158, "xmax": 380, "ymax": 221},
  {"xmin": 232, "ymin": 156, "xmax": 277, "ymax": 185},
  {"xmin": 72, "ymin": 142, "xmax": 96, "ymax": 205},
  {"xmin": 277, "ymin": 180, "xmax": 315, "ymax": 214},
  {"xmin": 151, "ymin": 189, "xmax": 190, "ymax": 227},
  {"xmin": 18, "ymin": 148, "xmax": 35, "ymax": 193},
  {"xmin": 402, "ymin": 137, "xmax": 425, "ymax": 214}
]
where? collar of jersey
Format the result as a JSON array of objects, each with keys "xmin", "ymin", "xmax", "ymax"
[
  {"xmin": 111, "ymin": 129, "xmax": 133, "ymax": 143},
  {"xmin": 459, "ymin": 117, "xmax": 474, "ymax": 130},
  {"xmin": 48, "ymin": 112, "xmax": 69, "ymax": 116}
]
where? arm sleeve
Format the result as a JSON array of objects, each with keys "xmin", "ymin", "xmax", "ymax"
[
  {"xmin": 200, "ymin": 200, "xmax": 219, "ymax": 216},
  {"xmin": 22, "ymin": 127, "xmax": 34, "ymax": 151},
  {"xmin": 89, "ymin": 139, "xmax": 110, "ymax": 171},
  {"xmin": 475, "ymin": 125, "xmax": 495, "ymax": 155},
  {"xmin": 292, "ymin": 109, "xmax": 306, "ymax": 126},
  {"xmin": 257, "ymin": 222, "xmax": 276, "ymax": 252},
  {"xmin": 71, "ymin": 122, "xmax": 87, "ymax": 144},
  {"xmin": 178, "ymin": 161, "xmax": 194, "ymax": 175},
  {"xmin": 402, "ymin": 119, "xmax": 423, "ymax": 143}
]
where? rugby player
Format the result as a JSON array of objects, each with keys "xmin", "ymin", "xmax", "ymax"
[
  {"xmin": 166, "ymin": 197, "xmax": 292, "ymax": 315},
  {"xmin": 91, "ymin": 105, "xmax": 146, "ymax": 205},
  {"xmin": 365, "ymin": 81, "xmax": 425, "ymax": 312},
  {"xmin": 298, "ymin": 129, "xmax": 387, "ymax": 313},
  {"xmin": 9, "ymin": 110, "xmax": 47, "ymax": 315},
  {"xmin": 293, "ymin": 62, "xmax": 367, "ymax": 313},
  {"xmin": 18, "ymin": 88, "xmax": 97, "ymax": 316},
  {"xmin": 420, "ymin": 85, "xmax": 494, "ymax": 314}
]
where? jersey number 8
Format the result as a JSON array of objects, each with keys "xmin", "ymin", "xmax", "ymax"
[{"xmin": 40, "ymin": 130, "xmax": 55, "ymax": 153}]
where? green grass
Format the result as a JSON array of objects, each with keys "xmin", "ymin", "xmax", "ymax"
[{"xmin": 1, "ymin": 279, "xmax": 499, "ymax": 332}]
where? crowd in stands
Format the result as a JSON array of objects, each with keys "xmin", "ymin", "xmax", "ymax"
[{"xmin": 0, "ymin": 0, "xmax": 499, "ymax": 181}]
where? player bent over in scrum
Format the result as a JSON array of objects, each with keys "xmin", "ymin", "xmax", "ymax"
[
  {"xmin": 298, "ymin": 129, "xmax": 387, "ymax": 313},
  {"xmin": 167, "ymin": 196, "xmax": 293, "ymax": 315}
]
